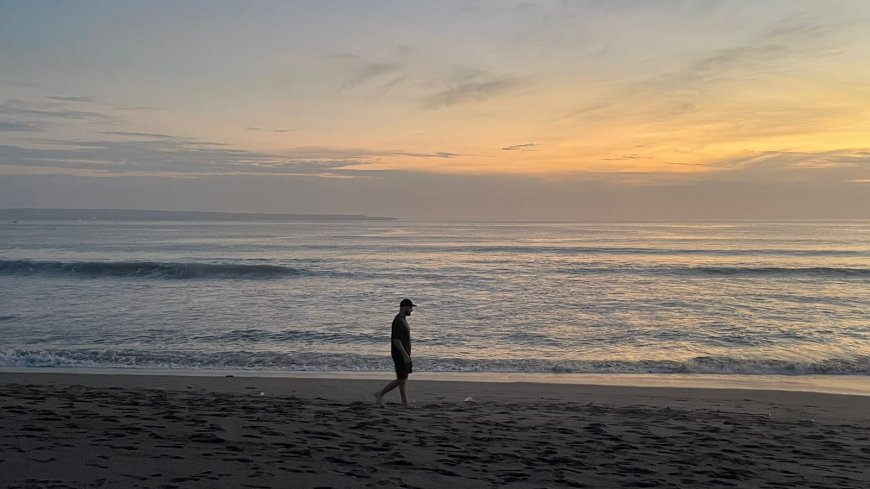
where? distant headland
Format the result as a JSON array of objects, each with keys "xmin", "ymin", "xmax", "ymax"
[{"xmin": 0, "ymin": 208, "xmax": 395, "ymax": 222}]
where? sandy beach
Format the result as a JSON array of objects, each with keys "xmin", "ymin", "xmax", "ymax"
[{"xmin": 1, "ymin": 372, "xmax": 868, "ymax": 488}]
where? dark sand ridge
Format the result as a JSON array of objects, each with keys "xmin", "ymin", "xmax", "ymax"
[{"xmin": 1, "ymin": 372, "xmax": 868, "ymax": 488}]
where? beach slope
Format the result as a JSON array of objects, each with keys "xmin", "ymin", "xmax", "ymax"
[{"xmin": 1, "ymin": 372, "xmax": 868, "ymax": 488}]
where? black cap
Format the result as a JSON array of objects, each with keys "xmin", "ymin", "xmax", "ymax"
[{"xmin": 400, "ymin": 298, "xmax": 416, "ymax": 308}]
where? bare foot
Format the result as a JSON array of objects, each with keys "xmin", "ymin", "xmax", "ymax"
[{"xmin": 374, "ymin": 392, "xmax": 384, "ymax": 405}]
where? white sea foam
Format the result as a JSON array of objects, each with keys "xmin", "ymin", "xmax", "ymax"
[{"xmin": 1, "ymin": 349, "xmax": 867, "ymax": 376}]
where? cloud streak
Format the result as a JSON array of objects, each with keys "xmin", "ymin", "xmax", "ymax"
[
  {"xmin": 502, "ymin": 143, "xmax": 537, "ymax": 151},
  {"xmin": 393, "ymin": 151, "xmax": 459, "ymax": 159},
  {"xmin": 47, "ymin": 96, "xmax": 94, "ymax": 103},
  {"xmin": 675, "ymin": 150, "xmax": 870, "ymax": 184},
  {"xmin": 0, "ymin": 134, "xmax": 370, "ymax": 177},
  {"xmin": 603, "ymin": 154, "xmax": 652, "ymax": 161},
  {"xmin": 345, "ymin": 62, "xmax": 400, "ymax": 87},
  {"xmin": 0, "ymin": 121, "xmax": 43, "ymax": 132},
  {"xmin": 245, "ymin": 127, "xmax": 293, "ymax": 133},
  {"xmin": 423, "ymin": 77, "xmax": 522, "ymax": 109},
  {"xmin": 0, "ymin": 103, "xmax": 112, "ymax": 122}
]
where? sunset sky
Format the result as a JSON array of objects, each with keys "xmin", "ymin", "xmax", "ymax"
[{"xmin": 2, "ymin": 0, "xmax": 869, "ymax": 219}]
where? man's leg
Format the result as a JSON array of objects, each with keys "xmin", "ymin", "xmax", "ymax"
[
  {"xmin": 398, "ymin": 378, "xmax": 408, "ymax": 406},
  {"xmin": 374, "ymin": 379, "xmax": 400, "ymax": 404}
]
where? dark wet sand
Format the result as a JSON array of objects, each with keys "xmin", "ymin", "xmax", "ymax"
[{"xmin": 1, "ymin": 372, "xmax": 868, "ymax": 488}]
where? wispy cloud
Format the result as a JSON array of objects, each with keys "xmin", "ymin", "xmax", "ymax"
[
  {"xmin": 328, "ymin": 53, "xmax": 406, "ymax": 97},
  {"xmin": 280, "ymin": 146, "xmax": 388, "ymax": 160},
  {"xmin": 345, "ymin": 62, "xmax": 400, "ymax": 87},
  {"xmin": 688, "ymin": 43, "xmax": 791, "ymax": 81},
  {"xmin": 110, "ymin": 104, "xmax": 159, "ymax": 111},
  {"xmin": 694, "ymin": 150, "xmax": 870, "ymax": 183},
  {"xmin": 0, "ymin": 133, "xmax": 371, "ymax": 177},
  {"xmin": 564, "ymin": 12, "xmax": 853, "ymax": 126},
  {"xmin": 423, "ymin": 77, "xmax": 522, "ymax": 109},
  {"xmin": 763, "ymin": 14, "xmax": 834, "ymax": 44},
  {"xmin": 502, "ymin": 143, "xmax": 537, "ymax": 151},
  {"xmin": 100, "ymin": 131, "xmax": 178, "ymax": 139},
  {"xmin": 603, "ymin": 154, "xmax": 652, "ymax": 161},
  {"xmin": 393, "ymin": 151, "xmax": 459, "ymax": 158},
  {"xmin": 47, "ymin": 96, "xmax": 94, "ymax": 103},
  {"xmin": 0, "ymin": 103, "xmax": 112, "ymax": 121},
  {"xmin": 0, "ymin": 121, "xmax": 44, "ymax": 132},
  {"xmin": 245, "ymin": 127, "xmax": 293, "ymax": 133}
]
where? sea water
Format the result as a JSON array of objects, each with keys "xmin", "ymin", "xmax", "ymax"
[{"xmin": 1, "ymin": 220, "xmax": 868, "ymax": 382}]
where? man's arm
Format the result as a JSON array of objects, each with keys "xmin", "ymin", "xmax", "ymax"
[{"xmin": 392, "ymin": 339, "xmax": 410, "ymax": 363}]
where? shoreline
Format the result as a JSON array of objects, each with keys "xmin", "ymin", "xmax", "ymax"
[
  {"xmin": 2, "ymin": 367, "xmax": 868, "ymax": 396},
  {"xmin": 2, "ymin": 370, "xmax": 868, "ymax": 422}
]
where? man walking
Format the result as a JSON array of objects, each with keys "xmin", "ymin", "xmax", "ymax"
[{"xmin": 374, "ymin": 298, "xmax": 415, "ymax": 407}]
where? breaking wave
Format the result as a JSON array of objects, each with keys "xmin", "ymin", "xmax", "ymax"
[
  {"xmin": 560, "ymin": 265, "xmax": 870, "ymax": 278},
  {"xmin": 672, "ymin": 266, "xmax": 870, "ymax": 278},
  {"xmin": 1, "ymin": 349, "xmax": 867, "ymax": 376},
  {"xmin": 0, "ymin": 260, "xmax": 317, "ymax": 280},
  {"xmin": 3, "ymin": 259, "xmax": 867, "ymax": 280}
]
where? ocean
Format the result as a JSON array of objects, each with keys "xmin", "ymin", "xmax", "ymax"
[{"xmin": 1, "ymin": 219, "xmax": 868, "ymax": 382}]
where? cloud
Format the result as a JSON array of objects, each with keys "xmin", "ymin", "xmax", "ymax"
[
  {"xmin": 0, "ymin": 80, "xmax": 37, "ymax": 88},
  {"xmin": 564, "ymin": 103, "xmax": 612, "ymax": 119},
  {"xmin": 502, "ymin": 143, "xmax": 537, "ymax": 151},
  {"xmin": 609, "ymin": 42, "xmax": 796, "ymax": 108},
  {"xmin": 763, "ymin": 15, "xmax": 833, "ymax": 44},
  {"xmin": 587, "ymin": 149, "xmax": 870, "ymax": 186},
  {"xmin": 95, "ymin": 131, "xmax": 232, "ymax": 148},
  {"xmin": 110, "ymin": 104, "xmax": 159, "ymax": 111},
  {"xmin": 393, "ymin": 151, "xmax": 459, "ymax": 159},
  {"xmin": 0, "ymin": 103, "xmax": 112, "ymax": 121},
  {"xmin": 245, "ymin": 127, "xmax": 293, "ymax": 133},
  {"xmin": 602, "ymin": 154, "xmax": 652, "ymax": 161},
  {"xmin": 665, "ymin": 161, "xmax": 711, "ymax": 167},
  {"xmin": 0, "ymin": 134, "xmax": 369, "ymax": 177},
  {"xmin": 663, "ymin": 11, "xmax": 855, "ymax": 89},
  {"xmin": 101, "ymin": 131, "xmax": 182, "ymax": 139},
  {"xmin": 423, "ymin": 77, "xmax": 522, "ymax": 109},
  {"xmin": 371, "ymin": 74, "xmax": 407, "ymax": 99},
  {"xmin": 328, "ymin": 54, "xmax": 405, "ymax": 96},
  {"xmin": 0, "ymin": 121, "xmax": 43, "ymax": 132},
  {"xmin": 345, "ymin": 62, "xmax": 400, "ymax": 87},
  {"xmin": 564, "ymin": 11, "xmax": 853, "ymax": 125},
  {"xmin": 694, "ymin": 150, "xmax": 870, "ymax": 183},
  {"xmin": 280, "ymin": 146, "xmax": 388, "ymax": 160},
  {"xmin": 689, "ymin": 43, "xmax": 791, "ymax": 80},
  {"xmin": 47, "ymin": 96, "xmax": 94, "ymax": 103}
]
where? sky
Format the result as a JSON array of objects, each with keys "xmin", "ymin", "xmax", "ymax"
[{"xmin": 1, "ymin": 0, "xmax": 869, "ymax": 220}]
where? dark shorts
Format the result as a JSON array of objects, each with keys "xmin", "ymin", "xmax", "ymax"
[{"xmin": 392, "ymin": 354, "xmax": 412, "ymax": 379}]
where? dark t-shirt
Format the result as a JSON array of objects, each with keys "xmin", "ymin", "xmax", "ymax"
[{"xmin": 390, "ymin": 313, "xmax": 411, "ymax": 358}]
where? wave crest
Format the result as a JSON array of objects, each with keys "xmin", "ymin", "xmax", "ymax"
[
  {"xmin": 1, "ymin": 349, "xmax": 867, "ymax": 376},
  {"xmin": 559, "ymin": 265, "xmax": 870, "ymax": 278},
  {"xmin": 0, "ymin": 260, "xmax": 311, "ymax": 279}
]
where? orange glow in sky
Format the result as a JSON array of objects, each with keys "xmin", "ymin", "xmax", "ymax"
[{"xmin": 2, "ymin": 1, "xmax": 869, "ymax": 219}]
